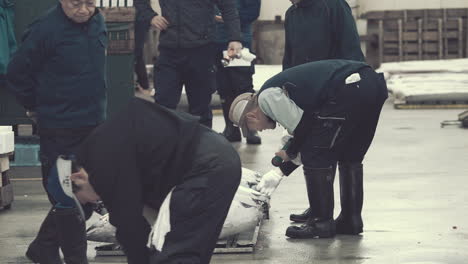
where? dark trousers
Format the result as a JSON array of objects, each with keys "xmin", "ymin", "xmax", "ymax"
[
  {"xmin": 153, "ymin": 127, "xmax": 241, "ymax": 264},
  {"xmin": 39, "ymin": 127, "xmax": 94, "ymax": 216},
  {"xmin": 154, "ymin": 45, "xmax": 217, "ymax": 128},
  {"xmin": 134, "ymin": 18, "xmax": 151, "ymax": 90},
  {"xmin": 300, "ymin": 67, "xmax": 388, "ymax": 169}
]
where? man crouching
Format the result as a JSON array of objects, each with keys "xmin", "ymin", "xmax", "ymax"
[{"xmin": 52, "ymin": 97, "xmax": 241, "ymax": 264}]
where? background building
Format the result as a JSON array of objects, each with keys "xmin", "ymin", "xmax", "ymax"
[{"xmin": 255, "ymin": 0, "xmax": 468, "ymax": 67}]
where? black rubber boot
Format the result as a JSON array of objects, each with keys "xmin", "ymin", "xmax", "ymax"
[
  {"xmin": 245, "ymin": 130, "xmax": 261, "ymax": 145},
  {"xmin": 289, "ymin": 165, "xmax": 336, "ymax": 222},
  {"xmin": 335, "ymin": 163, "xmax": 364, "ymax": 235},
  {"xmin": 220, "ymin": 101, "xmax": 241, "ymax": 142},
  {"xmin": 286, "ymin": 167, "xmax": 336, "ymax": 239},
  {"xmin": 289, "ymin": 208, "xmax": 311, "ymax": 223},
  {"xmin": 54, "ymin": 208, "xmax": 89, "ymax": 264},
  {"xmin": 26, "ymin": 209, "xmax": 63, "ymax": 264}
]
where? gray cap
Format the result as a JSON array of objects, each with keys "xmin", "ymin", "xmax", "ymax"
[{"xmin": 229, "ymin": 92, "xmax": 257, "ymax": 137}]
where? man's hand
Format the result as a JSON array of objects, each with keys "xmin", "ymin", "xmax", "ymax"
[
  {"xmin": 256, "ymin": 168, "xmax": 284, "ymax": 196},
  {"xmin": 226, "ymin": 41, "xmax": 243, "ymax": 58},
  {"xmin": 151, "ymin": 15, "xmax": 169, "ymax": 31},
  {"xmin": 215, "ymin": 15, "xmax": 224, "ymax": 23},
  {"xmin": 275, "ymin": 150, "xmax": 291, "ymax": 163},
  {"xmin": 26, "ymin": 111, "xmax": 37, "ymax": 123}
]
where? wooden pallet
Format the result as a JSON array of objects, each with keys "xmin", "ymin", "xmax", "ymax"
[
  {"xmin": 364, "ymin": 8, "xmax": 468, "ymax": 66},
  {"xmin": 394, "ymin": 100, "xmax": 468, "ymax": 109},
  {"xmin": 214, "ymin": 219, "xmax": 262, "ymax": 254},
  {"xmin": 95, "ymin": 218, "xmax": 264, "ymax": 256}
]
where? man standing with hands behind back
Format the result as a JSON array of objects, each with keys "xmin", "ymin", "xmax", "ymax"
[
  {"xmin": 135, "ymin": 0, "xmax": 242, "ymax": 128},
  {"xmin": 7, "ymin": 0, "xmax": 107, "ymax": 263}
]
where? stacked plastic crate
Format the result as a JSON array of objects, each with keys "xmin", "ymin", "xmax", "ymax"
[{"xmin": 0, "ymin": 126, "xmax": 14, "ymax": 210}]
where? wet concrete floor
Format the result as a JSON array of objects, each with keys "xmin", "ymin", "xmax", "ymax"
[{"xmin": 1, "ymin": 99, "xmax": 467, "ymax": 264}]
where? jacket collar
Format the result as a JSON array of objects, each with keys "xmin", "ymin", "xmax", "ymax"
[{"xmin": 296, "ymin": 0, "xmax": 318, "ymax": 8}]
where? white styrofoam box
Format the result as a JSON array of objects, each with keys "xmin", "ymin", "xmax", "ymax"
[
  {"xmin": 0, "ymin": 126, "xmax": 14, "ymax": 154},
  {"xmin": 0, "ymin": 156, "xmax": 9, "ymax": 173}
]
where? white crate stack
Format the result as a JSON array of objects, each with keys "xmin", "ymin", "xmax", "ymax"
[{"xmin": 0, "ymin": 126, "xmax": 14, "ymax": 209}]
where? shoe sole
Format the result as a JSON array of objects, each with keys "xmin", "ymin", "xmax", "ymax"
[
  {"xmin": 286, "ymin": 230, "xmax": 336, "ymax": 239},
  {"xmin": 336, "ymin": 227, "xmax": 363, "ymax": 235},
  {"xmin": 289, "ymin": 216, "xmax": 308, "ymax": 223}
]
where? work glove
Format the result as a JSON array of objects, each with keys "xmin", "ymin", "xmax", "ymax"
[
  {"xmin": 256, "ymin": 168, "xmax": 284, "ymax": 196},
  {"xmin": 235, "ymin": 185, "xmax": 268, "ymax": 206}
]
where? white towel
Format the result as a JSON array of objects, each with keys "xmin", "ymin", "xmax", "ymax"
[{"xmin": 147, "ymin": 188, "xmax": 174, "ymax": 251}]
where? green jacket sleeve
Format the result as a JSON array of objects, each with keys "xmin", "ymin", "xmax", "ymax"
[
  {"xmin": 6, "ymin": 23, "xmax": 49, "ymax": 111},
  {"xmin": 331, "ymin": 0, "xmax": 365, "ymax": 62}
]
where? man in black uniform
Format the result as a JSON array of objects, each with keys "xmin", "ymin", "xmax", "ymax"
[
  {"xmin": 283, "ymin": 0, "xmax": 366, "ymax": 223},
  {"xmin": 55, "ymin": 97, "xmax": 241, "ymax": 264},
  {"xmin": 7, "ymin": 0, "xmax": 107, "ymax": 262},
  {"xmin": 283, "ymin": 0, "xmax": 364, "ymax": 70},
  {"xmin": 230, "ymin": 60, "xmax": 387, "ymax": 238},
  {"xmin": 134, "ymin": 0, "xmax": 242, "ymax": 128}
]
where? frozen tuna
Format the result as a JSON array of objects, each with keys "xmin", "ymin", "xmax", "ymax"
[{"xmin": 87, "ymin": 167, "xmax": 268, "ymax": 243}]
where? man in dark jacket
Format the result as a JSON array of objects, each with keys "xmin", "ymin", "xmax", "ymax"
[
  {"xmin": 229, "ymin": 60, "xmax": 387, "ymax": 238},
  {"xmin": 214, "ymin": 0, "xmax": 262, "ymax": 144},
  {"xmin": 6, "ymin": 0, "xmax": 107, "ymax": 263},
  {"xmin": 65, "ymin": 97, "xmax": 241, "ymax": 264},
  {"xmin": 283, "ymin": 0, "xmax": 366, "ymax": 224},
  {"xmin": 134, "ymin": 0, "xmax": 242, "ymax": 128},
  {"xmin": 283, "ymin": 0, "xmax": 364, "ymax": 70}
]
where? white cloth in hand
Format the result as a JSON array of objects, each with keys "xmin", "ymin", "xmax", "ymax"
[
  {"xmin": 147, "ymin": 188, "xmax": 174, "ymax": 251},
  {"xmin": 256, "ymin": 168, "xmax": 284, "ymax": 196}
]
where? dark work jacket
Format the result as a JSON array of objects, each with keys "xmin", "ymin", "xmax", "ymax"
[
  {"xmin": 134, "ymin": 0, "xmax": 241, "ymax": 49},
  {"xmin": 283, "ymin": 0, "xmax": 365, "ymax": 70},
  {"xmin": 77, "ymin": 98, "xmax": 201, "ymax": 264},
  {"xmin": 6, "ymin": 4, "xmax": 107, "ymax": 129},
  {"xmin": 259, "ymin": 59, "xmax": 369, "ymax": 113},
  {"xmin": 215, "ymin": 0, "xmax": 261, "ymax": 49},
  {"xmin": 259, "ymin": 60, "xmax": 370, "ymax": 176}
]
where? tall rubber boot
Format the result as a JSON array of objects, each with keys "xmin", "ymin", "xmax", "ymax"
[
  {"xmin": 286, "ymin": 167, "xmax": 336, "ymax": 238},
  {"xmin": 335, "ymin": 163, "xmax": 364, "ymax": 235},
  {"xmin": 54, "ymin": 208, "xmax": 89, "ymax": 264},
  {"xmin": 220, "ymin": 100, "xmax": 241, "ymax": 142},
  {"xmin": 289, "ymin": 208, "xmax": 311, "ymax": 223},
  {"xmin": 290, "ymin": 165, "xmax": 337, "ymax": 222},
  {"xmin": 26, "ymin": 209, "xmax": 63, "ymax": 264},
  {"xmin": 245, "ymin": 130, "xmax": 262, "ymax": 145}
]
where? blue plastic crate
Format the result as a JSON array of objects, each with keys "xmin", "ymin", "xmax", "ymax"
[{"xmin": 11, "ymin": 143, "xmax": 41, "ymax": 167}]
